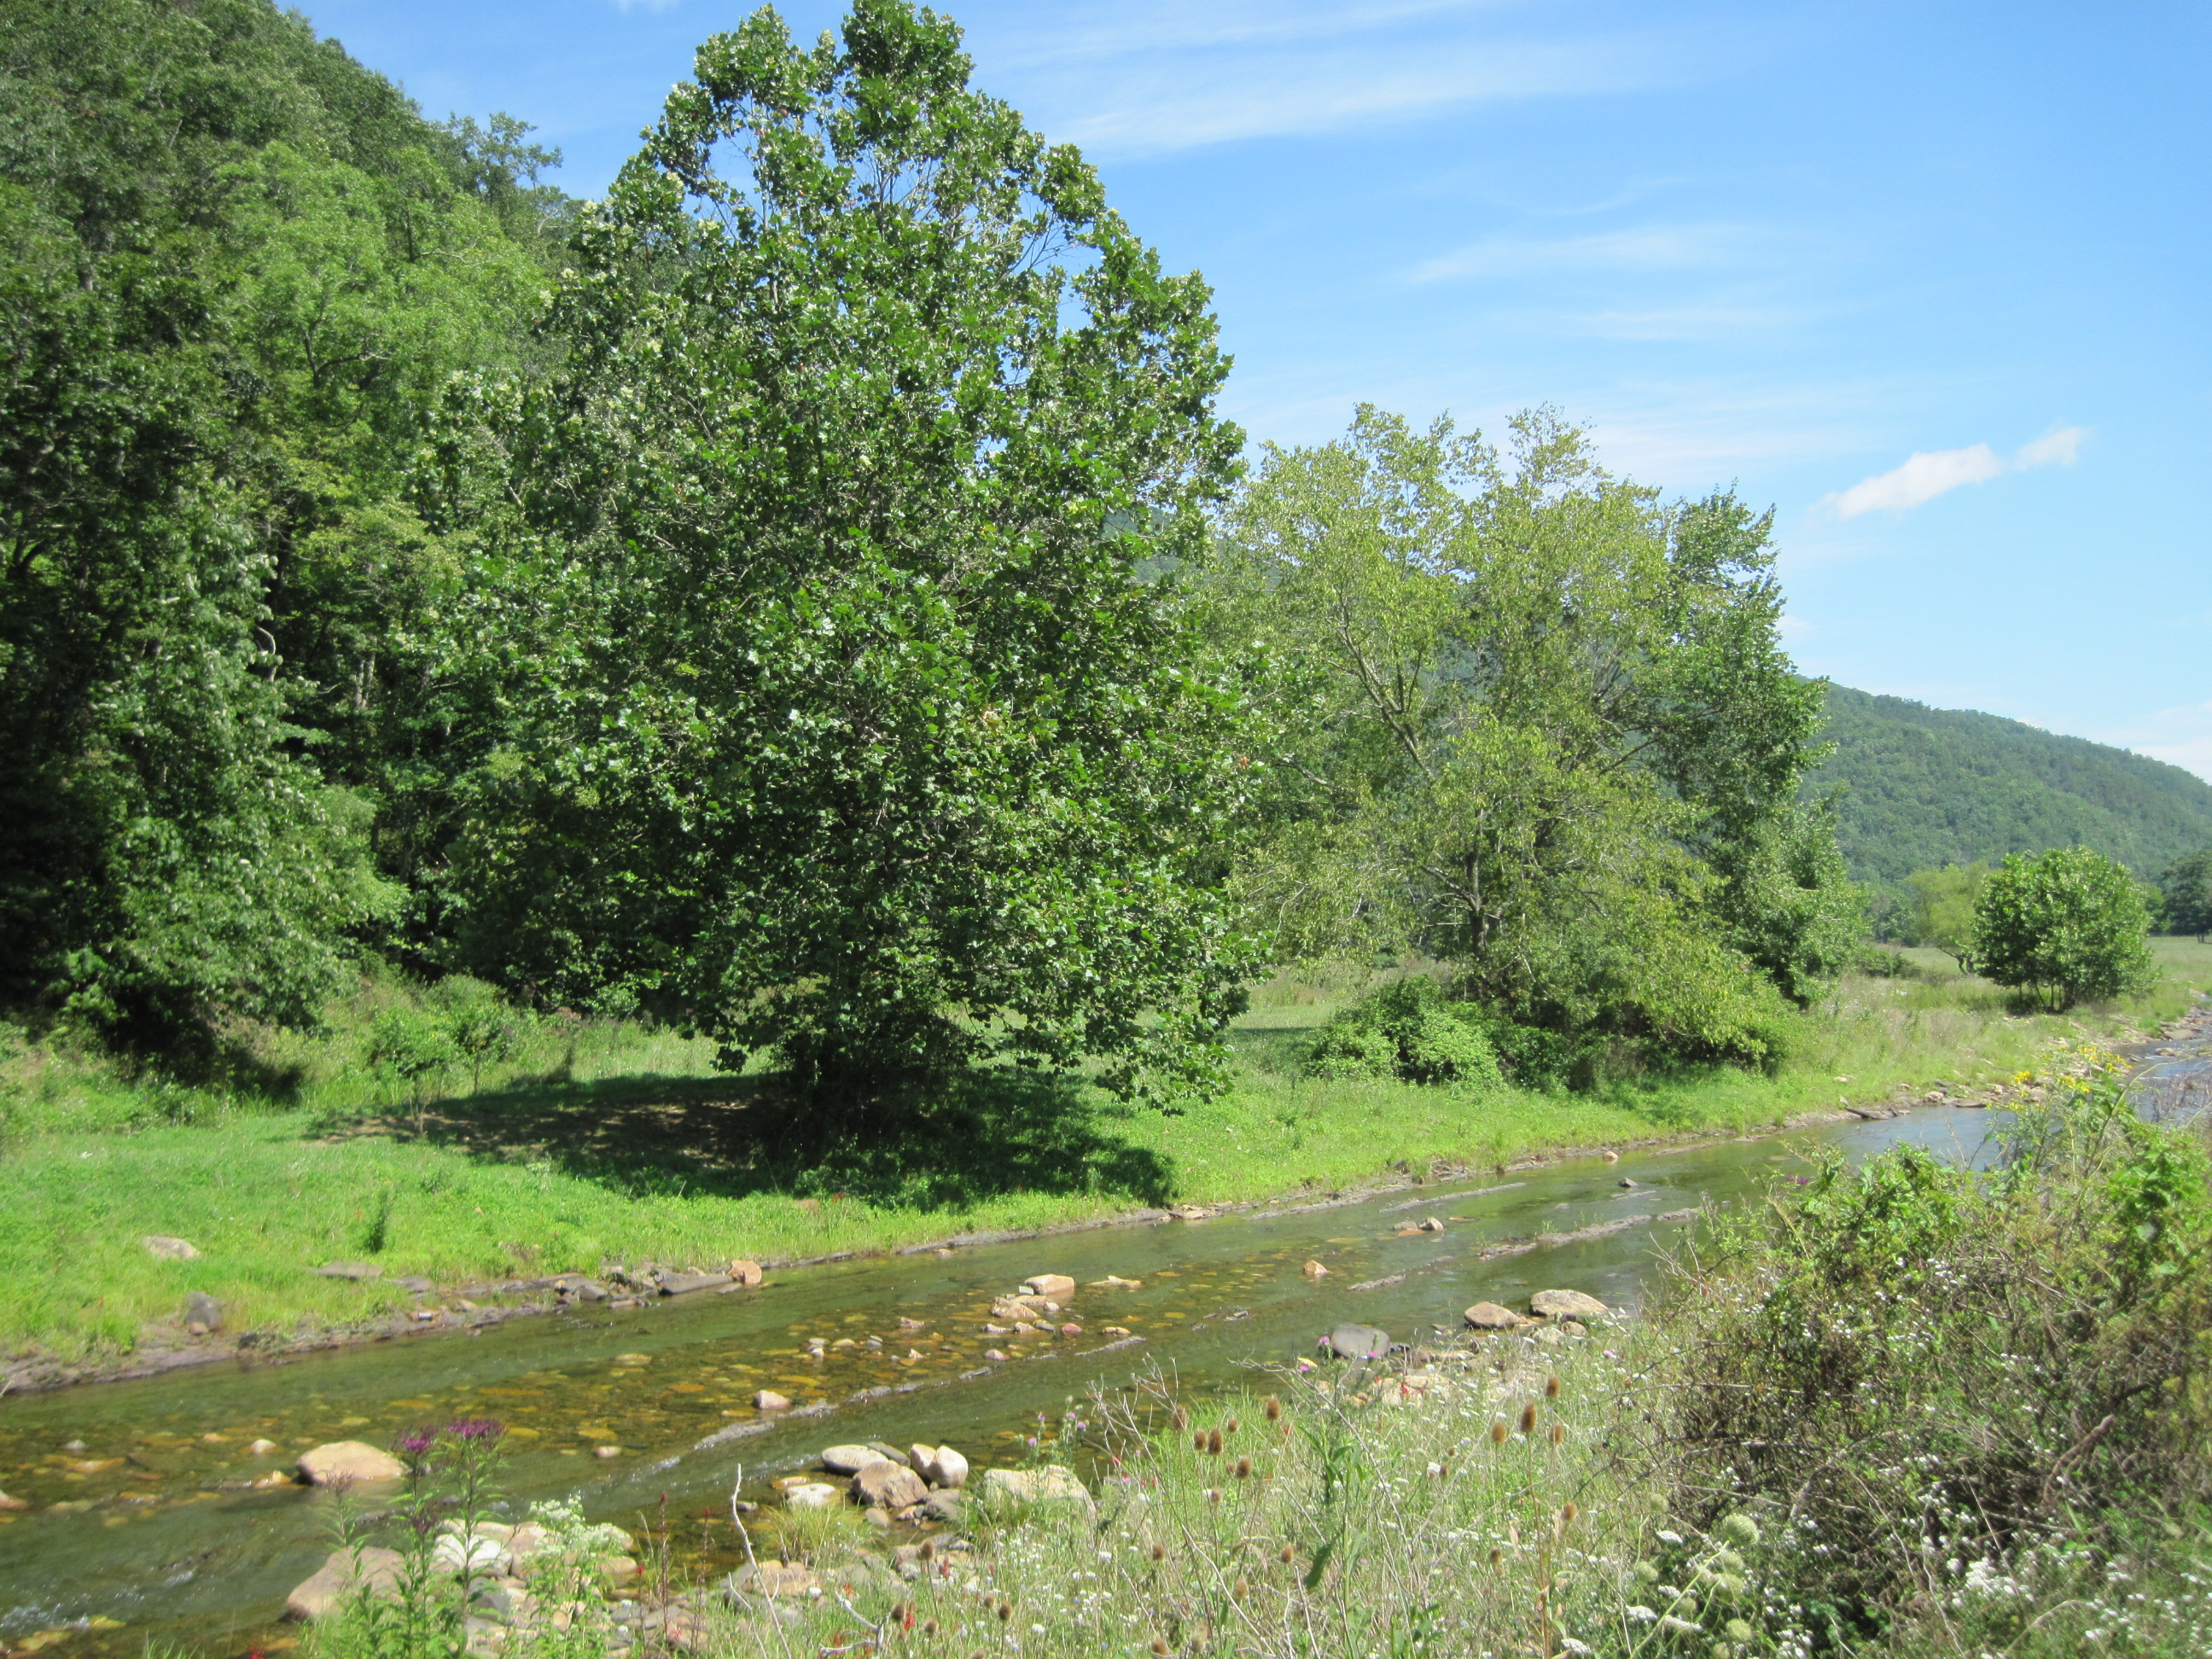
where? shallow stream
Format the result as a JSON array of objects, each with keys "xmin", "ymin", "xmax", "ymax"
[{"xmin": 0, "ymin": 1108, "xmax": 2006, "ymax": 1656}]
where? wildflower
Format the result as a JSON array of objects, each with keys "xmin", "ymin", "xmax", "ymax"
[{"xmin": 446, "ymin": 1417, "xmax": 505, "ymax": 1443}]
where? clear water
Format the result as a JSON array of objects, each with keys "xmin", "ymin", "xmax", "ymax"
[{"xmin": 0, "ymin": 1107, "xmax": 2005, "ymax": 1656}]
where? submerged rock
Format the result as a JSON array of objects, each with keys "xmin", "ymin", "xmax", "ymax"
[
  {"xmin": 298, "ymin": 1441, "xmax": 405, "ymax": 1486},
  {"xmin": 782, "ymin": 1482, "xmax": 842, "ymax": 1511},
  {"xmin": 658, "ymin": 1272, "xmax": 730, "ymax": 1296}
]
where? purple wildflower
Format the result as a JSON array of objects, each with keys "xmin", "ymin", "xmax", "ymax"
[{"xmin": 446, "ymin": 1418, "xmax": 506, "ymax": 1443}]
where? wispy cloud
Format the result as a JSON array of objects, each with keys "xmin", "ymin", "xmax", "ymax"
[
  {"xmin": 966, "ymin": 3, "xmax": 1697, "ymax": 157},
  {"xmin": 1819, "ymin": 427, "xmax": 2089, "ymax": 519},
  {"xmin": 1408, "ymin": 224, "xmax": 1747, "ymax": 284}
]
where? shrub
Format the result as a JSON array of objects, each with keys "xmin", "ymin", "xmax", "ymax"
[
  {"xmin": 1302, "ymin": 979, "xmax": 1502, "ymax": 1089},
  {"xmin": 1974, "ymin": 847, "xmax": 2156, "ymax": 1011},
  {"xmin": 1634, "ymin": 1046, "xmax": 2212, "ymax": 1650}
]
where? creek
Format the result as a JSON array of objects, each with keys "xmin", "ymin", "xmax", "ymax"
[{"xmin": 0, "ymin": 1107, "xmax": 2007, "ymax": 1657}]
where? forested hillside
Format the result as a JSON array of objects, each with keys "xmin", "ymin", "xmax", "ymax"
[{"xmin": 1808, "ymin": 685, "xmax": 2212, "ymax": 884}]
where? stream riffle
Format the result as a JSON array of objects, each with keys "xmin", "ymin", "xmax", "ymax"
[{"xmin": 0, "ymin": 1108, "xmax": 2008, "ymax": 1657}]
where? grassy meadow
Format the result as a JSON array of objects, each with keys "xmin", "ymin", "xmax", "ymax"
[{"xmin": 3, "ymin": 942, "xmax": 2207, "ymax": 1367}]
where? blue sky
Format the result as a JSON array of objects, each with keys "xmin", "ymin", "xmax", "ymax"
[{"xmin": 303, "ymin": 0, "xmax": 2211, "ymax": 779}]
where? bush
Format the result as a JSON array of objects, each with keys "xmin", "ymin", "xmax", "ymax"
[
  {"xmin": 1975, "ymin": 847, "xmax": 2156, "ymax": 1010},
  {"xmin": 1302, "ymin": 978, "xmax": 1503, "ymax": 1090},
  {"xmin": 1634, "ymin": 1046, "xmax": 2212, "ymax": 1650}
]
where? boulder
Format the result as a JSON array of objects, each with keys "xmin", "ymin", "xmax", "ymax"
[
  {"xmin": 727, "ymin": 1560, "xmax": 823, "ymax": 1598},
  {"xmin": 1417, "ymin": 1218, "xmax": 1446, "ymax": 1232},
  {"xmin": 183, "ymin": 1291, "xmax": 224, "ymax": 1336},
  {"xmin": 1529, "ymin": 1289, "xmax": 1610, "ymax": 1323},
  {"xmin": 298, "ymin": 1441, "xmax": 406, "ymax": 1486},
  {"xmin": 1462, "ymin": 1302, "xmax": 1525, "ymax": 1330},
  {"xmin": 820, "ymin": 1444, "xmax": 890, "ymax": 1476},
  {"xmin": 727, "ymin": 1260, "xmax": 765, "ymax": 1287},
  {"xmin": 144, "ymin": 1236, "xmax": 200, "ymax": 1261},
  {"xmin": 316, "ymin": 1262, "xmax": 383, "ymax": 1281},
  {"xmin": 863, "ymin": 1441, "xmax": 911, "ymax": 1467},
  {"xmin": 782, "ymin": 1482, "xmax": 842, "ymax": 1511},
  {"xmin": 248, "ymin": 1438, "xmax": 279, "ymax": 1455},
  {"xmin": 658, "ymin": 1272, "xmax": 730, "ymax": 1296},
  {"xmin": 753, "ymin": 1390, "xmax": 790, "ymax": 1412},
  {"xmin": 851, "ymin": 1462, "xmax": 928, "ymax": 1509},
  {"xmin": 1022, "ymin": 1273, "xmax": 1076, "ymax": 1298},
  {"xmin": 980, "ymin": 1466, "xmax": 1093, "ymax": 1514},
  {"xmin": 287, "ymin": 1546, "xmax": 405, "ymax": 1620},
  {"xmin": 1302, "ymin": 1260, "xmax": 1330, "ymax": 1279},
  {"xmin": 920, "ymin": 1446, "xmax": 969, "ymax": 1489},
  {"xmin": 1322, "ymin": 1323, "xmax": 1391, "ymax": 1359}
]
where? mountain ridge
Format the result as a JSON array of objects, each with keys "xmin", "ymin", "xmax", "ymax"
[{"xmin": 1806, "ymin": 684, "xmax": 2212, "ymax": 887}]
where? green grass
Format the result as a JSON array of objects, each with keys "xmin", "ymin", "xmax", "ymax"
[{"xmin": 3, "ymin": 943, "xmax": 2206, "ymax": 1365}]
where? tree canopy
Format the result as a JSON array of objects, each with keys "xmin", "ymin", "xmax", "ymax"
[
  {"xmin": 1214, "ymin": 405, "xmax": 1855, "ymax": 1072},
  {"xmin": 421, "ymin": 0, "xmax": 1258, "ymax": 1111},
  {"xmin": 1973, "ymin": 847, "xmax": 2155, "ymax": 1012}
]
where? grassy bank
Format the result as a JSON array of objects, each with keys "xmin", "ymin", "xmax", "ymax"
[{"xmin": 3, "ymin": 944, "xmax": 2206, "ymax": 1367}]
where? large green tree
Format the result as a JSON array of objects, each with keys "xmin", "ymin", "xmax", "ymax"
[
  {"xmin": 1219, "ymin": 406, "xmax": 1846, "ymax": 1066},
  {"xmin": 428, "ymin": 0, "xmax": 1257, "ymax": 1110},
  {"xmin": 1973, "ymin": 847, "xmax": 2155, "ymax": 1011}
]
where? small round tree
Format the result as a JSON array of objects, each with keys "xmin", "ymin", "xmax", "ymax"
[{"xmin": 1972, "ymin": 847, "xmax": 2155, "ymax": 1011}]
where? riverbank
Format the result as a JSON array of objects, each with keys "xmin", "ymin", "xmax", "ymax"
[
  {"xmin": 3, "ymin": 945, "xmax": 2205, "ymax": 1388},
  {"xmin": 289, "ymin": 1045, "xmax": 2212, "ymax": 1659}
]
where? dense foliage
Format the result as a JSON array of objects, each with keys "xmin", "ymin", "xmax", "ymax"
[
  {"xmin": 1650, "ymin": 1051, "xmax": 2212, "ymax": 1652},
  {"xmin": 422, "ymin": 1, "xmax": 1257, "ymax": 1111},
  {"xmin": 1811, "ymin": 685, "xmax": 2212, "ymax": 890},
  {"xmin": 1903, "ymin": 859, "xmax": 1989, "ymax": 971},
  {"xmin": 1218, "ymin": 407, "xmax": 1855, "ymax": 1072},
  {"xmin": 0, "ymin": 0, "xmax": 562, "ymax": 1058},
  {"xmin": 2160, "ymin": 847, "xmax": 2212, "ymax": 940},
  {"xmin": 1974, "ymin": 847, "xmax": 2157, "ymax": 1011}
]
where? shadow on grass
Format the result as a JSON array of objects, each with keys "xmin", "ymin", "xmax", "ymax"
[{"xmin": 346, "ymin": 1067, "xmax": 1176, "ymax": 1213}]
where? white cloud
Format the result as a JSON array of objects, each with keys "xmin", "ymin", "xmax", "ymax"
[
  {"xmin": 2015, "ymin": 425, "xmax": 2088, "ymax": 469},
  {"xmin": 1819, "ymin": 426, "xmax": 2090, "ymax": 519}
]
